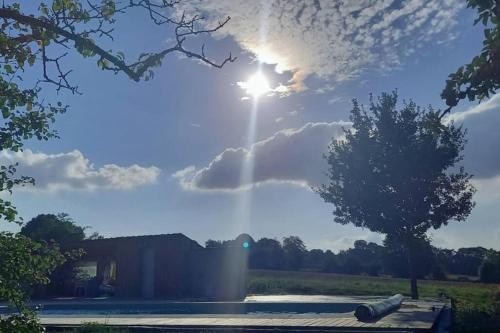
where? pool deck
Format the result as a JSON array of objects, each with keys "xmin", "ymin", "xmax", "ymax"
[{"xmin": 37, "ymin": 296, "xmax": 451, "ymax": 332}]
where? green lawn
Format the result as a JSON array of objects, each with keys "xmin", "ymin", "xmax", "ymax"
[{"xmin": 248, "ymin": 269, "xmax": 500, "ymax": 332}]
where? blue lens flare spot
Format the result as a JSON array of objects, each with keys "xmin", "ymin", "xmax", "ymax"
[{"xmin": 242, "ymin": 241, "xmax": 250, "ymax": 249}]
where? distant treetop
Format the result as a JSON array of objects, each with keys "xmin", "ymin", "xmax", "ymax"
[{"xmin": 20, "ymin": 213, "xmax": 85, "ymax": 245}]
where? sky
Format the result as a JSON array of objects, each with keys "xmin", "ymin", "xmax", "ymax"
[{"xmin": 2, "ymin": 0, "xmax": 500, "ymax": 251}]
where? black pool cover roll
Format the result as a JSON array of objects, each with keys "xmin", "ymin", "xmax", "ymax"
[{"xmin": 354, "ymin": 294, "xmax": 404, "ymax": 321}]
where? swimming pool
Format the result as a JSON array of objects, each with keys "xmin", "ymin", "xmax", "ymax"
[
  {"xmin": 17, "ymin": 302, "xmax": 358, "ymax": 315},
  {"xmin": 0, "ymin": 296, "xmax": 365, "ymax": 316}
]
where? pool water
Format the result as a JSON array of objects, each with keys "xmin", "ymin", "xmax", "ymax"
[
  {"xmin": 1, "ymin": 296, "xmax": 373, "ymax": 316},
  {"xmin": 1, "ymin": 301, "xmax": 361, "ymax": 316},
  {"xmin": 50, "ymin": 302, "xmax": 359, "ymax": 315}
]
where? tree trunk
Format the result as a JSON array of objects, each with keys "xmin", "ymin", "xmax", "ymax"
[{"xmin": 408, "ymin": 246, "xmax": 419, "ymax": 299}]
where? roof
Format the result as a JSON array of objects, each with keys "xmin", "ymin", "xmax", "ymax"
[{"xmin": 76, "ymin": 233, "xmax": 203, "ymax": 249}]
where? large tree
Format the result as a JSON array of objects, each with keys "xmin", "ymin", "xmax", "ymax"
[
  {"xmin": 283, "ymin": 236, "xmax": 307, "ymax": 271},
  {"xmin": 318, "ymin": 92, "xmax": 476, "ymax": 299},
  {"xmin": 441, "ymin": 0, "xmax": 500, "ymax": 113}
]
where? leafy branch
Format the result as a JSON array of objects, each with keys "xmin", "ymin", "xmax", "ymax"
[
  {"xmin": 0, "ymin": 0, "xmax": 235, "ymax": 93},
  {"xmin": 441, "ymin": 0, "xmax": 500, "ymax": 116}
]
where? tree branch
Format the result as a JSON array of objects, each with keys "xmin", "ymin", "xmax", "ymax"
[{"xmin": 0, "ymin": 6, "xmax": 235, "ymax": 86}]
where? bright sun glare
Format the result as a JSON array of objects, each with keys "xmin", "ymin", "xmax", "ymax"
[{"xmin": 244, "ymin": 72, "xmax": 271, "ymax": 98}]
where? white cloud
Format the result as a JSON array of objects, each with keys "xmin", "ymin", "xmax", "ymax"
[
  {"xmin": 327, "ymin": 96, "xmax": 347, "ymax": 105},
  {"xmin": 173, "ymin": 122, "xmax": 350, "ymax": 191},
  {"xmin": 175, "ymin": 94, "xmax": 500, "ymax": 193},
  {"xmin": 445, "ymin": 94, "xmax": 500, "ymax": 123},
  {"xmin": 0, "ymin": 150, "xmax": 161, "ymax": 192},
  {"xmin": 179, "ymin": 0, "xmax": 463, "ymax": 90},
  {"xmin": 473, "ymin": 175, "xmax": 500, "ymax": 204}
]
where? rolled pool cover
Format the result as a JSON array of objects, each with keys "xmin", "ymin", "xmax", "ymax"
[{"xmin": 354, "ymin": 294, "xmax": 404, "ymax": 321}]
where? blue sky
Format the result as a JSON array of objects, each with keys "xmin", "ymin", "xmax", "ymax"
[{"xmin": 2, "ymin": 0, "xmax": 500, "ymax": 251}]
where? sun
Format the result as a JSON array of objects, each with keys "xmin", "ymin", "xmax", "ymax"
[{"xmin": 242, "ymin": 72, "xmax": 271, "ymax": 98}]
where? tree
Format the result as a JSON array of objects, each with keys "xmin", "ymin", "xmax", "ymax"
[
  {"xmin": 0, "ymin": 0, "xmax": 233, "ymax": 223},
  {"xmin": 351, "ymin": 240, "xmax": 383, "ymax": 276},
  {"xmin": 20, "ymin": 213, "xmax": 85, "ymax": 245},
  {"xmin": 322, "ymin": 250, "xmax": 340, "ymax": 273},
  {"xmin": 440, "ymin": 246, "xmax": 492, "ymax": 276},
  {"xmin": 304, "ymin": 249, "xmax": 326, "ymax": 271},
  {"xmin": 318, "ymin": 92, "xmax": 476, "ymax": 299},
  {"xmin": 250, "ymin": 238, "xmax": 285, "ymax": 270},
  {"xmin": 479, "ymin": 253, "xmax": 500, "ymax": 283},
  {"xmin": 283, "ymin": 236, "xmax": 307, "ymax": 270},
  {"xmin": 0, "ymin": 232, "xmax": 65, "ymax": 308},
  {"xmin": 19, "ymin": 213, "xmax": 88, "ymax": 297},
  {"xmin": 441, "ymin": 0, "xmax": 500, "ymax": 113},
  {"xmin": 0, "ymin": 232, "xmax": 65, "ymax": 332},
  {"xmin": 382, "ymin": 236, "xmax": 441, "ymax": 279},
  {"xmin": 249, "ymin": 238, "xmax": 285, "ymax": 269}
]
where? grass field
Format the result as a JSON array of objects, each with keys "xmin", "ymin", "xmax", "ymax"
[{"xmin": 248, "ymin": 269, "xmax": 500, "ymax": 332}]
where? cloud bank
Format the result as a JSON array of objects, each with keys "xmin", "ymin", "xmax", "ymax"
[
  {"xmin": 175, "ymin": 94, "xmax": 500, "ymax": 192},
  {"xmin": 181, "ymin": 0, "xmax": 463, "ymax": 90},
  {"xmin": 174, "ymin": 122, "xmax": 349, "ymax": 191},
  {"xmin": 0, "ymin": 150, "xmax": 161, "ymax": 192}
]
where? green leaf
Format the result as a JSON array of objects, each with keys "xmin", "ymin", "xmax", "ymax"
[
  {"xmin": 1, "ymin": 108, "xmax": 10, "ymax": 118},
  {"xmin": 4, "ymin": 64, "xmax": 13, "ymax": 74}
]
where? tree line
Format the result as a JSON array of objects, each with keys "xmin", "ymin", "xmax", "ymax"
[
  {"xmin": 21, "ymin": 213, "xmax": 500, "ymax": 286},
  {"xmin": 206, "ymin": 234, "xmax": 500, "ymax": 283}
]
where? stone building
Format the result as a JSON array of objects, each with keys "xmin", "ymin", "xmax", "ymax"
[{"xmin": 72, "ymin": 233, "xmax": 248, "ymax": 300}]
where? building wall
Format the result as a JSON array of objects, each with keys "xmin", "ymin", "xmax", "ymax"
[{"xmin": 74, "ymin": 234, "xmax": 247, "ymax": 300}]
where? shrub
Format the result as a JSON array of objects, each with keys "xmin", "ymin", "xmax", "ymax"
[{"xmin": 0, "ymin": 314, "xmax": 44, "ymax": 333}]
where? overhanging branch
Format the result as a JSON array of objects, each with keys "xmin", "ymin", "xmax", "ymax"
[{"xmin": 0, "ymin": 6, "xmax": 235, "ymax": 86}]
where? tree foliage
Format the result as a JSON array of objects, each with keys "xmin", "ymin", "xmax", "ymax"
[
  {"xmin": 0, "ymin": 0, "xmax": 234, "ymax": 92},
  {"xmin": 282, "ymin": 236, "xmax": 307, "ymax": 270},
  {"xmin": 249, "ymin": 238, "xmax": 285, "ymax": 270},
  {"xmin": 0, "ymin": 232, "xmax": 65, "ymax": 309},
  {"xmin": 318, "ymin": 92, "xmax": 476, "ymax": 298},
  {"xmin": 20, "ymin": 213, "xmax": 86, "ymax": 245},
  {"xmin": 0, "ymin": 0, "xmax": 233, "ymax": 223},
  {"xmin": 0, "ymin": 313, "xmax": 46, "ymax": 333},
  {"xmin": 0, "ymin": 224, "xmax": 69, "ymax": 331},
  {"xmin": 18, "ymin": 213, "xmax": 88, "ymax": 298},
  {"xmin": 480, "ymin": 253, "xmax": 500, "ymax": 283},
  {"xmin": 441, "ymin": 0, "xmax": 500, "ymax": 112}
]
